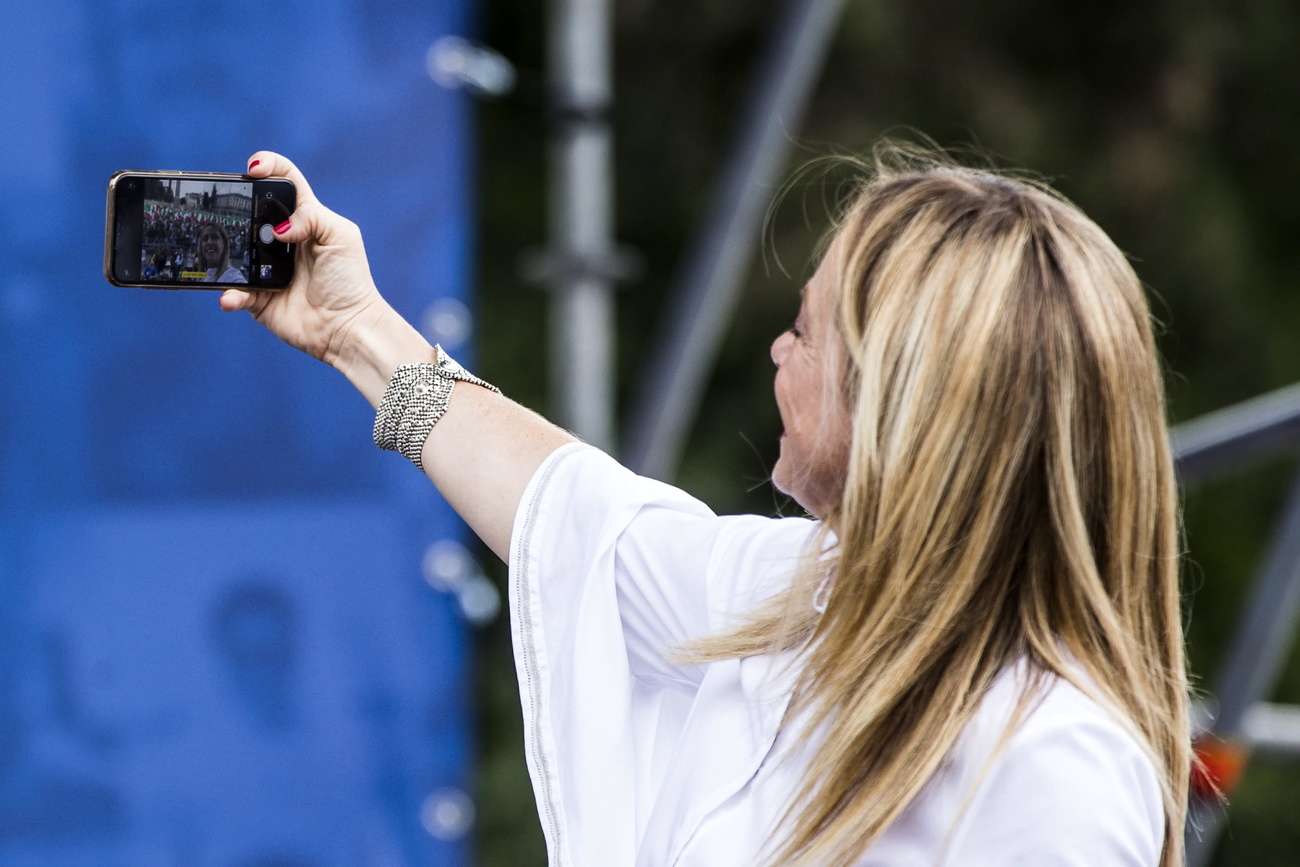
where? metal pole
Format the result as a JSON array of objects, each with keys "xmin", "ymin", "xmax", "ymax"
[
  {"xmin": 1187, "ymin": 464, "xmax": 1300, "ymax": 866},
  {"xmin": 622, "ymin": 0, "xmax": 849, "ymax": 479},
  {"xmin": 1242, "ymin": 703, "xmax": 1300, "ymax": 757},
  {"xmin": 547, "ymin": 0, "xmax": 616, "ymax": 450},
  {"xmin": 1172, "ymin": 381, "xmax": 1300, "ymax": 482}
]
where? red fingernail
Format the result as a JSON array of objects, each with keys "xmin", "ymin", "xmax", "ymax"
[
  {"xmin": 274, "ymin": 219, "xmax": 292, "ymax": 234},
  {"xmin": 248, "ymin": 159, "xmax": 260, "ymax": 170}
]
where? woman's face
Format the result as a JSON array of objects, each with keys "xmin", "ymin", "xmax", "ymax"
[
  {"xmin": 200, "ymin": 226, "xmax": 227, "ymax": 265},
  {"xmin": 770, "ymin": 234, "xmax": 853, "ymax": 518}
]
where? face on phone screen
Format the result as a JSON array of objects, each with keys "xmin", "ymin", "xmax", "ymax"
[
  {"xmin": 143, "ymin": 180, "xmax": 254, "ymax": 284},
  {"xmin": 108, "ymin": 173, "xmax": 295, "ymax": 289}
]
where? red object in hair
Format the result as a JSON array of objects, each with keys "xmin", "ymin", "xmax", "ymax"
[{"xmin": 1190, "ymin": 735, "xmax": 1247, "ymax": 800}]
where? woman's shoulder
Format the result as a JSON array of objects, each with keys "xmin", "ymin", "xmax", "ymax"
[
  {"xmin": 941, "ymin": 662, "xmax": 1166, "ymax": 864},
  {"xmin": 981, "ymin": 661, "xmax": 1140, "ymax": 741},
  {"xmin": 514, "ymin": 442, "xmax": 821, "ymax": 600},
  {"xmin": 992, "ymin": 664, "xmax": 1158, "ymax": 779},
  {"xmin": 970, "ymin": 661, "xmax": 1163, "ymax": 792},
  {"xmin": 521, "ymin": 443, "xmax": 818, "ymax": 546}
]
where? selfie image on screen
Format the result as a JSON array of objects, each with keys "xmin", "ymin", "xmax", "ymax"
[{"xmin": 140, "ymin": 179, "xmax": 252, "ymax": 284}]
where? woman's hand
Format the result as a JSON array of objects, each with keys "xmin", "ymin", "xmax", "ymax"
[
  {"xmin": 219, "ymin": 151, "xmax": 388, "ymax": 369},
  {"xmin": 218, "ymin": 150, "xmax": 577, "ymax": 561}
]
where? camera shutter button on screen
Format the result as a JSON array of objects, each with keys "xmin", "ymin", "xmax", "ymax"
[{"xmin": 259, "ymin": 223, "xmax": 276, "ymax": 244}]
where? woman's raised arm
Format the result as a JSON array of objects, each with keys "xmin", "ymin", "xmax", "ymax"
[{"xmin": 219, "ymin": 151, "xmax": 576, "ymax": 560}]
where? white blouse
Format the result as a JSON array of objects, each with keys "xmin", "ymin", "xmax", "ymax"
[{"xmin": 508, "ymin": 443, "xmax": 1165, "ymax": 866}]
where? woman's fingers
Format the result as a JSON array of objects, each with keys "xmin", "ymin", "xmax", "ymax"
[
  {"xmin": 246, "ymin": 150, "xmax": 318, "ymax": 206},
  {"xmin": 219, "ymin": 287, "xmax": 277, "ymax": 323},
  {"xmin": 266, "ymin": 197, "xmax": 359, "ymax": 250},
  {"xmin": 219, "ymin": 287, "xmax": 272, "ymax": 314},
  {"xmin": 219, "ymin": 288, "xmax": 256, "ymax": 312},
  {"xmin": 245, "ymin": 151, "xmax": 362, "ymax": 250}
]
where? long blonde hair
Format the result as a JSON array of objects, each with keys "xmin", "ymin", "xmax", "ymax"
[{"xmin": 693, "ymin": 148, "xmax": 1189, "ymax": 866}]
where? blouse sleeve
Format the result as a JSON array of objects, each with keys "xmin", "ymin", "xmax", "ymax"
[
  {"xmin": 513, "ymin": 442, "xmax": 815, "ymax": 691},
  {"xmin": 508, "ymin": 443, "xmax": 815, "ymax": 867}
]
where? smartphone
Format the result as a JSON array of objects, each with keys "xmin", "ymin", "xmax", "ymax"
[{"xmin": 104, "ymin": 170, "xmax": 296, "ymax": 290}]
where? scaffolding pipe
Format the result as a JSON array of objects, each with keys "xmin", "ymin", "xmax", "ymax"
[
  {"xmin": 623, "ymin": 0, "xmax": 849, "ymax": 479},
  {"xmin": 1186, "ymin": 464, "xmax": 1300, "ymax": 866},
  {"xmin": 1242, "ymin": 703, "xmax": 1300, "ymax": 757},
  {"xmin": 1170, "ymin": 382, "xmax": 1300, "ymax": 863},
  {"xmin": 1172, "ymin": 381, "xmax": 1300, "ymax": 482},
  {"xmin": 546, "ymin": 0, "xmax": 616, "ymax": 450}
]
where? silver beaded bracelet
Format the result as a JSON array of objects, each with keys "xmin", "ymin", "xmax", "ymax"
[{"xmin": 373, "ymin": 345, "xmax": 501, "ymax": 471}]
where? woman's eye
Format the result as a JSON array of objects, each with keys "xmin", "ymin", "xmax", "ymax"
[{"xmin": 787, "ymin": 315, "xmax": 802, "ymax": 338}]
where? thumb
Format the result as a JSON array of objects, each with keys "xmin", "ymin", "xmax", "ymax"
[
  {"xmin": 219, "ymin": 288, "xmax": 257, "ymax": 312},
  {"xmin": 271, "ymin": 199, "xmax": 361, "ymax": 249}
]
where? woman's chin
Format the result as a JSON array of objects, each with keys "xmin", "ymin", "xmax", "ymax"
[{"xmin": 771, "ymin": 457, "xmax": 795, "ymax": 499}]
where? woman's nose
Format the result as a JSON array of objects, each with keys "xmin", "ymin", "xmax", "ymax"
[{"xmin": 771, "ymin": 330, "xmax": 791, "ymax": 367}]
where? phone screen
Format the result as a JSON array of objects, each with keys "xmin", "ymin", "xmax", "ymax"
[{"xmin": 110, "ymin": 173, "xmax": 294, "ymax": 289}]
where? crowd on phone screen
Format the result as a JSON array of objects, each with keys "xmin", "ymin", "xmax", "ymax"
[{"xmin": 141, "ymin": 203, "xmax": 249, "ymax": 283}]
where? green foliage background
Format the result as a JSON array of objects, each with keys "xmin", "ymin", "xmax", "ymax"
[{"xmin": 470, "ymin": 1, "xmax": 1300, "ymax": 863}]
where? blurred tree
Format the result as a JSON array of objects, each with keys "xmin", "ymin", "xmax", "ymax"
[{"xmin": 472, "ymin": 1, "xmax": 1300, "ymax": 864}]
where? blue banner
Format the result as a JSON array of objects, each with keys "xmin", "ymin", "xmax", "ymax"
[{"xmin": 0, "ymin": 1, "xmax": 479, "ymax": 864}]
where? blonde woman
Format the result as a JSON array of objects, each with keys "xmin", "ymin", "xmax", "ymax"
[
  {"xmin": 198, "ymin": 221, "xmax": 247, "ymax": 284},
  {"xmin": 221, "ymin": 147, "xmax": 1189, "ymax": 866}
]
